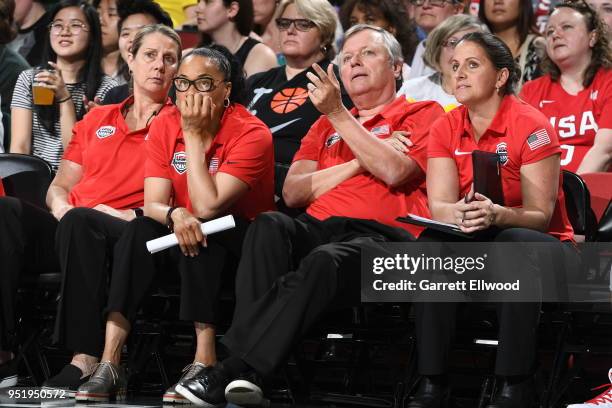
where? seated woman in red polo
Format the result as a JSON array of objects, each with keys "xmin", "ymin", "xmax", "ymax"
[
  {"xmin": 71, "ymin": 45, "xmax": 275, "ymax": 403},
  {"xmin": 520, "ymin": 1, "xmax": 612, "ymax": 174},
  {"xmin": 407, "ymin": 32, "xmax": 577, "ymax": 408}
]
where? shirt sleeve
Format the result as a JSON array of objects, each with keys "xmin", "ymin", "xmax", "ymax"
[
  {"xmin": 428, "ymin": 114, "xmax": 454, "ymax": 159},
  {"xmin": 596, "ymin": 71, "xmax": 612, "ymax": 129},
  {"xmin": 0, "ymin": 178, "xmax": 4, "ymax": 196},
  {"xmin": 145, "ymin": 120, "xmax": 172, "ymax": 179},
  {"xmin": 95, "ymin": 76, "xmax": 120, "ymax": 101},
  {"xmin": 62, "ymin": 117, "xmax": 87, "ymax": 164},
  {"xmin": 292, "ymin": 117, "xmax": 327, "ymax": 162},
  {"xmin": 10, "ymin": 69, "xmax": 34, "ymax": 110},
  {"xmin": 218, "ymin": 123, "xmax": 273, "ymax": 189},
  {"xmin": 520, "ymin": 117, "xmax": 561, "ymax": 165},
  {"xmin": 405, "ymin": 102, "xmax": 444, "ymax": 171}
]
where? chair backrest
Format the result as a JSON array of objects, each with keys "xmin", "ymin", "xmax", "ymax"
[
  {"xmin": 579, "ymin": 172, "xmax": 612, "ymax": 222},
  {"xmin": 562, "ymin": 170, "xmax": 597, "ymax": 240},
  {"xmin": 0, "ymin": 153, "xmax": 53, "ymax": 209}
]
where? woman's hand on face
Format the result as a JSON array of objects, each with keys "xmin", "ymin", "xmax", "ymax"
[
  {"xmin": 178, "ymin": 93, "xmax": 215, "ymax": 137},
  {"xmin": 306, "ymin": 63, "xmax": 344, "ymax": 118},
  {"xmin": 37, "ymin": 62, "xmax": 71, "ymax": 101},
  {"xmin": 458, "ymin": 192, "xmax": 497, "ymax": 233},
  {"xmin": 171, "ymin": 207, "xmax": 207, "ymax": 257}
]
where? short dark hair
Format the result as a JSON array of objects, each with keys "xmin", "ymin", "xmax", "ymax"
[
  {"xmin": 459, "ymin": 31, "xmax": 521, "ymax": 95},
  {"xmin": 199, "ymin": 0, "xmax": 254, "ymax": 45},
  {"xmin": 541, "ymin": 1, "xmax": 612, "ymax": 87},
  {"xmin": 478, "ymin": 0, "xmax": 538, "ymax": 46},
  {"xmin": 339, "ymin": 0, "xmax": 419, "ymax": 63},
  {"xmin": 181, "ymin": 45, "xmax": 246, "ymax": 105},
  {"xmin": 116, "ymin": 0, "xmax": 173, "ymax": 32},
  {"xmin": 0, "ymin": 0, "xmax": 16, "ymax": 44}
]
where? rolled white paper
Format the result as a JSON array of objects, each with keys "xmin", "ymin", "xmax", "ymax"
[{"xmin": 146, "ymin": 215, "xmax": 236, "ymax": 254}]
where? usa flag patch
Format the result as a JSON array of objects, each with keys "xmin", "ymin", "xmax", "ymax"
[
  {"xmin": 208, "ymin": 157, "xmax": 219, "ymax": 174},
  {"xmin": 527, "ymin": 129, "xmax": 550, "ymax": 151}
]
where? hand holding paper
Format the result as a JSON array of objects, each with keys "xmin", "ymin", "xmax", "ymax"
[{"xmin": 146, "ymin": 215, "xmax": 236, "ymax": 254}]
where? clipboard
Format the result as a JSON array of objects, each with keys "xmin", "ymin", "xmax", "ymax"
[
  {"xmin": 472, "ymin": 150, "xmax": 505, "ymax": 205},
  {"xmin": 396, "ymin": 214, "xmax": 473, "ymax": 239}
]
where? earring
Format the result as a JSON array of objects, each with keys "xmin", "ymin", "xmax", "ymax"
[
  {"xmin": 223, "ymin": 98, "xmax": 230, "ymax": 108},
  {"xmin": 495, "ymin": 86, "xmax": 501, "ymax": 94},
  {"xmin": 320, "ymin": 45, "xmax": 328, "ymax": 54}
]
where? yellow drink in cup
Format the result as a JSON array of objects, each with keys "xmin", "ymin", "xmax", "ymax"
[{"xmin": 32, "ymin": 67, "xmax": 56, "ymax": 106}]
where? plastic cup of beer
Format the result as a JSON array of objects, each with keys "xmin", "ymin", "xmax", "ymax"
[{"xmin": 32, "ymin": 67, "xmax": 56, "ymax": 106}]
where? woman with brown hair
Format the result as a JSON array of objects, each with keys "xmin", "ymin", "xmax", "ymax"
[{"xmin": 520, "ymin": 1, "xmax": 612, "ymax": 173}]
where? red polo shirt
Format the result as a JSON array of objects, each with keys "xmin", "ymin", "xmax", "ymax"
[
  {"xmin": 145, "ymin": 103, "xmax": 275, "ymax": 220},
  {"xmin": 293, "ymin": 96, "xmax": 444, "ymax": 236},
  {"xmin": 63, "ymin": 97, "xmax": 170, "ymax": 209},
  {"xmin": 520, "ymin": 69, "xmax": 612, "ymax": 172},
  {"xmin": 429, "ymin": 95, "xmax": 574, "ymax": 242}
]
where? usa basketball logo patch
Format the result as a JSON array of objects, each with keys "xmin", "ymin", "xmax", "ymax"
[
  {"xmin": 496, "ymin": 142, "xmax": 508, "ymax": 165},
  {"xmin": 96, "ymin": 126, "xmax": 115, "ymax": 139},
  {"xmin": 325, "ymin": 133, "xmax": 341, "ymax": 148},
  {"xmin": 172, "ymin": 152, "xmax": 187, "ymax": 174},
  {"xmin": 270, "ymin": 88, "xmax": 308, "ymax": 114}
]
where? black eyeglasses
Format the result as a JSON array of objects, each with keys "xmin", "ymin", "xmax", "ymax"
[
  {"xmin": 173, "ymin": 77, "xmax": 224, "ymax": 93},
  {"xmin": 275, "ymin": 18, "xmax": 317, "ymax": 31},
  {"xmin": 409, "ymin": 0, "xmax": 453, "ymax": 7}
]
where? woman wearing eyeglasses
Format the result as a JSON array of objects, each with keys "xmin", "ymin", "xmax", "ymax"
[
  {"xmin": 69, "ymin": 45, "xmax": 274, "ymax": 403},
  {"xmin": 520, "ymin": 1, "xmax": 612, "ymax": 174},
  {"xmin": 407, "ymin": 0, "xmax": 464, "ymax": 79},
  {"xmin": 398, "ymin": 14, "xmax": 487, "ymax": 111},
  {"xmin": 195, "ymin": 0, "xmax": 278, "ymax": 78},
  {"xmin": 10, "ymin": 0, "xmax": 116, "ymax": 171},
  {"xmin": 245, "ymin": 0, "xmax": 351, "ymax": 199}
]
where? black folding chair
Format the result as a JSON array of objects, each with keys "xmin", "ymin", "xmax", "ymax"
[{"xmin": 0, "ymin": 153, "xmax": 53, "ymax": 209}]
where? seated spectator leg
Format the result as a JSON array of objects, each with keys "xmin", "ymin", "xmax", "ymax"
[
  {"xmin": 222, "ymin": 235, "xmax": 370, "ymax": 377},
  {"xmin": 230, "ymin": 212, "xmax": 329, "ymax": 321},
  {"xmin": 53, "ymin": 208, "xmax": 128, "ymax": 364},
  {"xmin": 0, "ymin": 197, "xmax": 58, "ymax": 383}
]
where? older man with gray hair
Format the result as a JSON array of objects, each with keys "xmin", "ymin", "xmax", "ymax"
[{"xmin": 175, "ymin": 24, "xmax": 444, "ymax": 407}]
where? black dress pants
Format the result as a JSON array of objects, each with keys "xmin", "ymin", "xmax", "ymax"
[
  {"xmin": 0, "ymin": 197, "xmax": 59, "ymax": 349},
  {"xmin": 221, "ymin": 211, "xmax": 414, "ymax": 376},
  {"xmin": 414, "ymin": 227, "xmax": 579, "ymax": 376},
  {"xmin": 105, "ymin": 215, "xmax": 249, "ymax": 325},
  {"xmin": 53, "ymin": 208, "xmax": 128, "ymax": 356}
]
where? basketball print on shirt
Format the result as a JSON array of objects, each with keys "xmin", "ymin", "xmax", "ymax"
[{"xmin": 270, "ymin": 87, "xmax": 309, "ymax": 114}]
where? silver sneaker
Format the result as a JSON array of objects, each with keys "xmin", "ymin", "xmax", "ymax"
[
  {"xmin": 163, "ymin": 362, "xmax": 208, "ymax": 404},
  {"xmin": 75, "ymin": 361, "xmax": 127, "ymax": 402}
]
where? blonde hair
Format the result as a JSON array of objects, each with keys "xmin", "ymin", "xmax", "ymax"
[
  {"xmin": 423, "ymin": 14, "xmax": 488, "ymax": 71},
  {"xmin": 276, "ymin": 0, "xmax": 337, "ymax": 59}
]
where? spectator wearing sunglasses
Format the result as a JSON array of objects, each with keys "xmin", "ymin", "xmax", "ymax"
[
  {"xmin": 407, "ymin": 0, "xmax": 465, "ymax": 80},
  {"xmin": 244, "ymin": 0, "xmax": 352, "ymax": 200},
  {"xmin": 479, "ymin": 0, "xmax": 545, "ymax": 92},
  {"xmin": 195, "ymin": 0, "xmax": 278, "ymax": 78},
  {"xmin": 398, "ymin": 14, "xmax": 488, "ymax": 111}
]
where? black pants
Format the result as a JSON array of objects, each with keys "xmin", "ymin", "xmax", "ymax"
[
  {"xmin": 0, "ymin": 197, "xmax": 59, "ymax": 350},
  {"xmin": 221, "ymin": 212, "xmax": 414, "ymax": 376},
  {"xmin": 414, "ymin": 227, "xmax": 579, "ymax": 376},
  {"xmin": 106, "ymin": 215, "xmax": 249, "ymax": 325},
  {"xmin": 53, "ymin": 208, "xmax": 128, "ymax": 356}
]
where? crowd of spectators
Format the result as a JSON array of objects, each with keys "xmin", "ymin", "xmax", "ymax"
[{"xmin": 0, "ymin": 0, "xmax": 611, "ymax": 407}]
